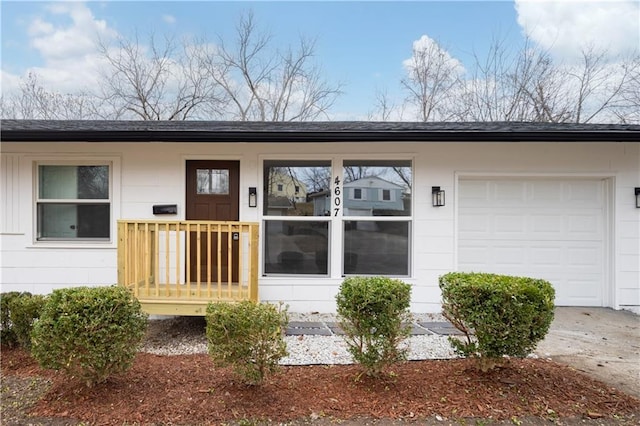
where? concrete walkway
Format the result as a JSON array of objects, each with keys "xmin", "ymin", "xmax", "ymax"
[{"xmin": 535, "ymin": 307, "xmax": 640, "ymax": 398}]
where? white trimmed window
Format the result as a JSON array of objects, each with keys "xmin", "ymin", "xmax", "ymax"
[
  {"xmin": 263, "ymin": 160, "xmax": 331, "ymax": 275},
  {"xmin": 36, "ymin": 164, "xmax": 111, "ymax": 241},
  {"xmin": 342, "ymin": 160, "xmax": 412, "ymax": 276},
  {"xmin": 261, "ymin": 158, "xmax": 412, "ymax": 277}
]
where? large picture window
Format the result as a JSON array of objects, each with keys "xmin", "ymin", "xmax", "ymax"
[
  {"xmin": 263, "ymin": 160, "xmax": 331, "ymax": 275},
  {"xmin": 36, "ymin": 165, "xmax": 111, "ymax": 240},
  {"xmin": 262, "ymin": 159, "xmax": 412, "ymax": 277}
]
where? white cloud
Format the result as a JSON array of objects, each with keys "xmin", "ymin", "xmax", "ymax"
[
  {"xmin": 515, "ymin": 0, "xmax": 640, "ymax": 61},
  {"xmin": 3, "ymin": 2, "xmax": 118, "ymax": 95},
  {"xmin": 163, "ymin": 14, "xmax": 176, "ymax": 25},
  {"xmin": 402, "ymin": 35, "xmax": 465, "ymax": 75},
  {"xmin": 32, "ymin": 2, "xmax": 116, "ymax": 62},
  {"xmin": 1, "ymin": 70, "xmax": 22, "ymax": 94}
]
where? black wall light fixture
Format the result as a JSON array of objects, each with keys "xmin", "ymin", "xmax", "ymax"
[
  {"xmin": 635, "ymin": 187, "xmax": 640, "ymax": 208},
  {"xmin": 432, "ymin": 186, "xmax": 445, "ymax": 207},
  {"xmin": 249, "ymin": 187, "xmax": 257, "ymax": 208}
]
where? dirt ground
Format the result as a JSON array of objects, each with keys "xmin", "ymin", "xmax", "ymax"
[{"xmin": 535, "ymin": 307, "xmax": 640, "ymax": 398}]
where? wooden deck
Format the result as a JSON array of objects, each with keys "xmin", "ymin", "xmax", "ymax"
[{"xmin": 118, "ymin": 220, "xmax": 259, "ymax": 316}]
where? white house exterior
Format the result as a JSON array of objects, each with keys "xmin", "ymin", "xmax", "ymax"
[{"xmin": 1, "ymin": 120, "xmax": 638, "ymax": 313}]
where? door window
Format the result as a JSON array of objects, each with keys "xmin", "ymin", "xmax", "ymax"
[{"xmin": 196, "ymin": 169, "xmax": 229, "ymax": 194}]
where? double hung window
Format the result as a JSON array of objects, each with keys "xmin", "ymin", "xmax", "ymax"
[
  {"xmin": 263, "ymin": 160, "xmax": 331, "ymax": 275},
  {"xmin": 342, "ymin": 160, "xmax": 411, "ymax": 276},
  {"xmin": 36, "ymin": 164, "xmax": 111, "ymax": 241}
]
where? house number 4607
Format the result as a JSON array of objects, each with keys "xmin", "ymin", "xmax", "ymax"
[{"xmin": 333, "ymin": 176, "xmax": 341, "ymax": 216}]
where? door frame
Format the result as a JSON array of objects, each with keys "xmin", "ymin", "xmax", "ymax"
[{"xmin": 181, "ymin": 155, "xmax": 244, "ymax": 220}]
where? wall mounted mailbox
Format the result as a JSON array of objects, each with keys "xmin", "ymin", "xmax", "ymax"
[{"xmin": 153, "ymin": 204, "xmax": 178, "ymax": 215}]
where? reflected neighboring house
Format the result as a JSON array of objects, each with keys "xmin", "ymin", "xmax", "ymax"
[
  {"xmin": 309, "ymin": 176, "xmax": 409, "ymax": 218},
  {"xmin": 344, "ymin": 177, "xmax": 406, "ymax": 216},
  {"xmin": 267, "ymin": 172, "xmax": 307, "ymax": 203}
]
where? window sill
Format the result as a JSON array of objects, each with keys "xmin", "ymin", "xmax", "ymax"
[{"xmin": 28, "ymin": 241, "xmax": 116, "ymax": 249}]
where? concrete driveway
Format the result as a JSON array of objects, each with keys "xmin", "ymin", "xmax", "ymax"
[{"xmin": 535, "ymin": 307, "xmax": 640, "ymax": 398}]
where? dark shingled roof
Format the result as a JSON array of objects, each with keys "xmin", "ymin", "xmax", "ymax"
[{"xmin": 1, "ymin": 119, "xmax": 639, "ymax": 143}]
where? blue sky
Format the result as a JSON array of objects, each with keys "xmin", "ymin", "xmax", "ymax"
[{"xmin": 1, "ymin": 1, "xmax": 638, "ymax": 119}]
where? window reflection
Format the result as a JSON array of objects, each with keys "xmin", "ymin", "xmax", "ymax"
[
  {"xmin": 264, "ymin": 160, "xmax": 331, "ymax": 216},
  {"xmin": 197, "ymin": 169, "xmax": 229, "ymax": 194},
  {"xmin": 342, "ymin": 160, "xmax": 411, "ymax": 216}
]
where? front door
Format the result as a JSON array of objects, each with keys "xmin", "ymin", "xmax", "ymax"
[{"xmin": 186, "ymin": 160, "xmax": 240, "ymax": 282}]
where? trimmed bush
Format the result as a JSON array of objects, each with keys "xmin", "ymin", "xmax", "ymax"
[
  {"xmin": 31, "ymin": 286, "xmax": 148, "ymax": 387},
  {"xmin": 439, "ymin": 272, "xmax": 555, "ymax": 371},
  {"xmin": 1, "ymin": 292, "xmax": 46, "ymax": 349},
  {"xmin": 1, "ymin": 292, "xmax": 21, "ymax": 347},
  {"xmin": 336, "ymin": 276, "xmax": 412, "ymax": 376},
  {"xmin": 206, "ymin": 301, "xmax": 288, "ymax": 385}
]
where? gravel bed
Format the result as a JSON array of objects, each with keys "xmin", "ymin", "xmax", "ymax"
[{"xmin": 141, "ymin": 313, "xmax": 458, "ymax": 364}]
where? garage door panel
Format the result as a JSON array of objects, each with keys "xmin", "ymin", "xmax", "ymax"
[
  {"xmin": 493, "ymin": 215, "xmax": 526, "ymax": 234},
  {"xmin": 531, "ymin": 214, "xmax": 564, "ymax": 233},
  {"xmin": 530, "ymin": 247, "xmax": 563, "ymax": 266},
  {"xmin": 494, "ymin": 181, "xmax": 526, "ymax": 204},
  {"xmin": 530, "ymin": 181, "xmax": 563, "ymax": 203},
  {"xmin": 458, "ymin": 212, "xmax": 490, "ymax": 234},
  {"xmin": 567, "ymin": 213, "xmax": 602, "ymax": 236},
  {"xmin": 458, "ymin": 178, "xmax": 606, "ymax": 306},
  {"xmin": 566, "ymin": 181, "xmax": 603, "ymax": 206},
  {"xmin": 567, "ymin": 246, "xmax": 601, "ymax": 267}
]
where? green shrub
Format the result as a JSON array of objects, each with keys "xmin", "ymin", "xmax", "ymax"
[
  {"xmin": 1, "ymin": 292, "xmax": 46, "ymax": 349},
  {"xmin": 31, "ymin": 285, "xmax": 148, "ymax": 387},
  {"xmin": 206, "ymin": 301, "xmax": 288, "ymax": 385},
  {"xmin": 11, "ymin": 293, "xmax": 46, "ymax": 349},
  {"xmin": 336, "ymin": 276, "xmax": 412, "ymax": 376},
  {"xmin": 439, "ymin": 272, "xmax": 555, "ymax": 371},
  {"xmin": 1, "ymin": 292, "xmax": 21, "ymax": 347}
]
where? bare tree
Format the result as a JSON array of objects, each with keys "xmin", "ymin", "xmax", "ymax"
[
  {"xmin": 96, "ymin": 33, "xmax": 225, "ymax": 120},
  {"xmin": 612, "ymin": 55, "xmax": 640, "ymax": 124},
  {"xmin": 401, "ymin": 35, "xmax": 463, "ymax": 122},
  {"xmin": 511, "ymin": 44, "xmax": 573, "ymax": 122},
  {"xmin": 367, "ymin": 87, "xmax": 402, "ymax": 121},
  {"xmin": 199, "ymin": 11, "xmax": 342, "ymax": 121},
  {"xmin": 459, "ymin": 38, "xmax": 557, "ymax": 121},
  {"xmin": 563, "ymin": 46, "xmax": 633, "ymax": 123},
  {"xmin": 459, "ymin": 38, "xmax": 635, "ymax": 124},
  {"xmin": 1, "ymin": 72, "xmax": 99, "ymax": 119}
]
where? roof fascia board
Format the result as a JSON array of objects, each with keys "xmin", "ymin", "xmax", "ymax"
[{"xmin": 3, "ymin": 130, "xmax": 639, "ymax": 143}]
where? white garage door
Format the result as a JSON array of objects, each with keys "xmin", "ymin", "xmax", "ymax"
[{"xmin": 458, "ymin": 178, "xmax": 607, "ymax": 306}]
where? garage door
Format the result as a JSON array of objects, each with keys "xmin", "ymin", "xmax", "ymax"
[{"xmin": 458, "ymin": 178, "xmax": 607, "ymax": 306}]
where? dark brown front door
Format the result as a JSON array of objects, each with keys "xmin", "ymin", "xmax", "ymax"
[{"xmin": 186, "ymin": 160, "xmax": 240, "ymax": 282}]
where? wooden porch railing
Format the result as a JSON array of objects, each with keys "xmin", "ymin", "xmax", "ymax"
[{"xmin": 117, "ymin": 220, "xmax": 259, "ymax": 316}]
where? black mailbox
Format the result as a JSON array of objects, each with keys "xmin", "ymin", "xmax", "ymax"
[{"xmin": 153, "ymin": 204, "xmax": 178, "ymax": 215}]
